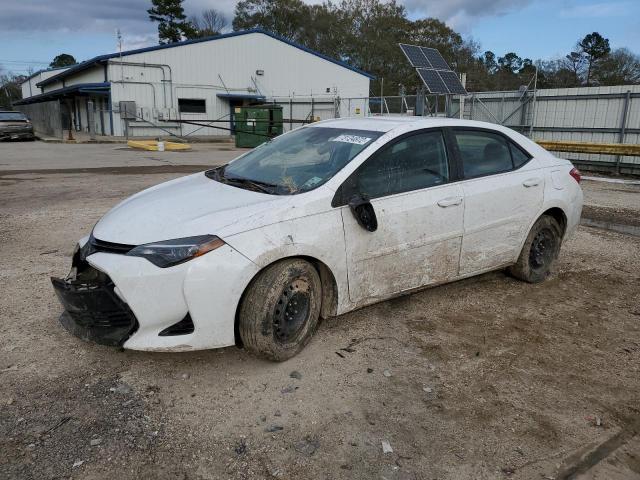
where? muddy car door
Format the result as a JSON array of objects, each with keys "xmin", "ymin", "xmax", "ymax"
[
  {"xmin": 451, "ymin": 128, "xmax": 544, "ymax": 275},
  {"xmin": 333, "ymin": 129, "xmax": 464, "ymax": 304}
]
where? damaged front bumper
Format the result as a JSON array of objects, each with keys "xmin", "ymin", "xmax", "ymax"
[
  {"xmin": 50, "ymin": 235, "xmax": 260, "ymax": 351},
  {"xmin": 51, "ymin": 275, "xmax": 138, "ymax": 347},
  {"xmin": 51, "ymin": 248, "xmax": 139, "ymax": 346}
]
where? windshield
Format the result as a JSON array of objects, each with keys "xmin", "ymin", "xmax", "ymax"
[
  {"xmin": 0, "ymin": 112, "xmax": 27, "ymax": 121},
  {"xmin": 207, "ymin": 126, "xmax": 383, "ymax": 195}
]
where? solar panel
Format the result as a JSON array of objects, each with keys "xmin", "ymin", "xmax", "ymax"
[
  {"xmin": 417, "ymin": 68, "xmax": 448, "ymax": 94},
  {"xmin": 399, "ymin": 43, "xmax": 467, "ymax": 96},
  {"xmin": 420, "ymin": 48, "xmax": 450, "ymax": 70},
  {"xmin": 399, "ymin": 44, "xmax": 432, "ymax": 68},
  {"xmin": 437, "ymin": 70, "xmax": 467, "ymax": 95}
]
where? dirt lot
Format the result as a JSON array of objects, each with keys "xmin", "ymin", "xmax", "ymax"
[{"xmin": 1, "ymin": 142, "xmax": 639, "ymax": 480}]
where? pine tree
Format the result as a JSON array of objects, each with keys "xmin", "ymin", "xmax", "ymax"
[
  {"xmin": 148, "ymin": 0, "xmax": 195, "ymax": 44},
  {"xmin": 578, "ymin": 32, "xmax": 611, "ymax": 86}
]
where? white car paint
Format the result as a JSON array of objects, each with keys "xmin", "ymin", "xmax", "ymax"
[{"xmin": 63, "ymin": 117, "xmax": 583, "ymax": 351}]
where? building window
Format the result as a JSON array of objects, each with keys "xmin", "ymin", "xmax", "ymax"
[{"xmin": 178, "ymin": 98, "xmax": 206, "ymax": 114}]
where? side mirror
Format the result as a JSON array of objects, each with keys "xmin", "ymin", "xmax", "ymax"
[{"xmin": 349, "ymin": 195, "xmax": 378, "ymax": 232}]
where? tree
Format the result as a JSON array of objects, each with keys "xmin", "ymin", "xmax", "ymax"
[
  {"xmin": 148, "ymin": 0, "xmax": 195, "ymax": 44},
  {"xmin": 190, "ymin": 8, "xmax": 229, "ymax": 37},
  {"xmin": 339, "ymin": 0, "xmax": 411, "ymax": 95},
  {"xmin": 481, "ymin": 51, "xmax": 498, "ymax": 74},
  {"xmin": 297, "ymin": 3, "xmax": 348, "ymax": 60},
  {"xmin": 563, "ymin": 51, "xmax": 585, "ymax": 85},
  {"xmin": 0, "ymin": 72, "xmax": 26, "ymax": 108},
  {"xmin": 594, "ymin": 48, "xmax": 640, "ymax": 86},
  {"xmin": 498, "ymin": 52, "xmax": 523, "ymax": 73},
  {"xmin": 232, "ymin": 0, "xmax": 481, "ymax": 94},
  {"xmin": 578, "ymin": 32, "xmax": 610, "ymax": 86},
  {"xmin": 233, "ymin": 0, "xmax": 309, "ymax": 41},
  {"xmin": 50, "ymin": 54, "xmax": 76, "ymax": 68}
]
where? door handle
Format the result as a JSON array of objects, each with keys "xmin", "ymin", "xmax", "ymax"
[
  {"xmin": 523, "ymin": 178, "xmax": 542, "ymax": 187},
  {"xmin": 437, "ymin": 196, "xmax": 463, "ymax": 207}
]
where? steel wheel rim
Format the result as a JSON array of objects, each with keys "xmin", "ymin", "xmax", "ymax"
[
  {"xmin": 273, "ymin": 278, "xmax": 311, "ymax": 344},
  {"xmin": 529, "ymin": 228, "xmax": 555, "ymax": 270}
]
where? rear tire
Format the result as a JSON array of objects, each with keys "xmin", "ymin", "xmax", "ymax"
[
  {"xmin": 509, "ymin": 215, "xmax": 562, "ymax": 283},
  {"xmin": 238, "ymin": 259, "xmax": 321, "ymax": 361}
]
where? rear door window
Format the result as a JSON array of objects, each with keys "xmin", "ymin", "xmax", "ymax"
[{"xmin": 454, "ymin": 130, "xmax": 514, "ymax": 178}]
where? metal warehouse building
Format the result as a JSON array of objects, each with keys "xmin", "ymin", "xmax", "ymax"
[{"xmin": 16, "ymin": 29, "xmax": 372, "ymax": 139}]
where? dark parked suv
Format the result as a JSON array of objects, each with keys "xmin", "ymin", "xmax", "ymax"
[{"xmin": 0, "ymin": 111, "xmax": 35, "ymax": 140}]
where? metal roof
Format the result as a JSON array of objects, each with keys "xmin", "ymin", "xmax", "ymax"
[
  {"xmin": 19, "ymin": 65, "xmax": 73, "ymax": 85},
  {"xmin": 13, "ymin": 83, "xmax": 110, "ymax": 105},
  {"xmin": 36, "ymin": 29, "xmax": 374, "ymax": 88}
]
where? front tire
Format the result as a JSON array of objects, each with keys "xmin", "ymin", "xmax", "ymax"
[
  {"xmin": 509, "ymin": 215, "xmax": 562, "ymax": 283},
  {"xmin": 238, "ymin": 259, "xmax": 322, "ymax": 361}
]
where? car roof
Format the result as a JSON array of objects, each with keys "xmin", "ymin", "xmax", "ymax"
[{"xmin": 310, "ymin": 116, "xmax": 506, "ymax": 133}]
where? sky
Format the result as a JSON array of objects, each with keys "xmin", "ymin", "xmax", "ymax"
[{"xmin": 1, "ymin": 0, "xmax": 639, "ymax": 75}]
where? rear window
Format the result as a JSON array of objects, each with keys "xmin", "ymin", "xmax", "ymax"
[
  {"xmin": 510, "ymin": 143, "xmax": 531, "ymax": 168},
  {"xmin": 0, "ymin": 112, "xmax": 27, "ymax": 121}
]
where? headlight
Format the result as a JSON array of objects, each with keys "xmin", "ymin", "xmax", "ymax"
[{"xmin": 126, "ymin": 235, "xmax": 225, "ymax": 268}]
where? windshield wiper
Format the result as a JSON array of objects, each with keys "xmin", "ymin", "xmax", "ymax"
[
  {"xmin": 205, "ymin": 166, "xmax": 224, "ymax": 181},
  {"xmin": 206, "ymin": 167, "xmax": 279, "ymax": 194},
  {"xmin": 224, "ymin": 176, "xmax": 279, "ymax": 194}
]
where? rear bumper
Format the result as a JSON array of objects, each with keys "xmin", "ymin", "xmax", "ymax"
[
  {"xmin": 51, "ymin": 275, "xmax": 138, "ymax": 346},
  {"xmin": 0, "ymin": 129, "xmax": 34, "ymax": 140}
]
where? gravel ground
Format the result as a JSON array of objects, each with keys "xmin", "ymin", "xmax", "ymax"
[
  {"xmin": 1, "ymin": 143, "xmax": 639, "ymax": 480},
  {"xmin": 581, "ymin": 178, "xmax": 640, "ymax": 228}
]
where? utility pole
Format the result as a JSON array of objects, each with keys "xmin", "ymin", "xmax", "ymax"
[{"xmin": 116, "ymin": 29, "xmax": 123, "ymax": 82}]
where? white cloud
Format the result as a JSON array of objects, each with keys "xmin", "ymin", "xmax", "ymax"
[
  {"xmin": 403, "ymin": 0, "xmax": 533, "ymax": 32},
  {"xmin": 0, "ymin": 0, "xmax": 539, "ymax": 35},
  {"xmin": 121, "ymin": 33, "xmax": 158, "ymax": 51}
]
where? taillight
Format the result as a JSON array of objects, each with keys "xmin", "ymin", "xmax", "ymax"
[{"xmin": 569, "ymin": 167, "xmax": 581, "ymax": 184}]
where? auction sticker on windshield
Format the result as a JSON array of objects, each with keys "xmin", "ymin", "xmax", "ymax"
[{"xmin": 330, "ymin": 134, "xmax": 372, "ymax": 145}]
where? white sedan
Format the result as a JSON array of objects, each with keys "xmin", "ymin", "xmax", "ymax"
[{"xmin": 51, "ymin": 117, "xmax": 583, "ymax": 360}]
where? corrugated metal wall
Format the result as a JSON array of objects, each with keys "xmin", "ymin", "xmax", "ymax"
[
  {"xmin": 459, "ymin": 85, "xmax": 640, "ymax": 166},
  {"xmin": 16, "ymin": 100, "xmax": 63, "ymax": 138}
]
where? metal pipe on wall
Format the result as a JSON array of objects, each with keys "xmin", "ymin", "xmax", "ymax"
[
  {"xmin": 111, "ymin": 81, "xmax": 158, "ymax": 108},
  {"xmin": 108, "ymin": 61, "xmax": 173, "ymax": 109}
]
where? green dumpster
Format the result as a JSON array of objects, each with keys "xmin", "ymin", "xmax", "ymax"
[{"xmin": 234, "ymin": 105, "xmax": 284, "ymax": 148}]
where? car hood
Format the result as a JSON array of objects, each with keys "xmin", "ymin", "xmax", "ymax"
[{"xmin": 92, "ymin": 172, "xmax": 292, "ymax": 245}]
